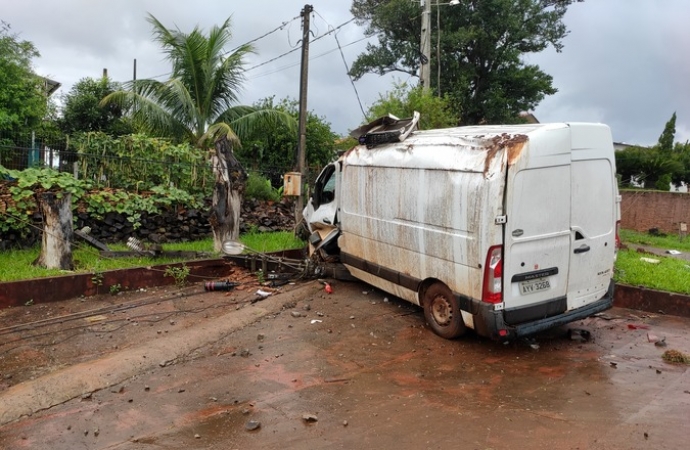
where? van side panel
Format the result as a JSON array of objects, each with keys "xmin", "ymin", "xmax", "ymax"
[{"xmin": 338, "ymin": 142, "xmax": 506, "ymax": 314}]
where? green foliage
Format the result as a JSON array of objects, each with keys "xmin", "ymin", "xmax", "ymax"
[
  {"xmin": 616, "ymin": 146, "xmax": 683, "ymax": 189},
  {"xmin": 0, "ymin": 21, "xmax": 49, "ymax": 141},
  {"xmin": 109, "ymin": 283, "xmax": 122, "ymax": 295},
  {"xmin": 365, "ymin": 81, "xmax": 456, "ymax": 130},
  {"xmin": 101, "ymin": 14, "xmax": 295, "ymax": 150},
  {"xmin": 657, "ymin": 112, "xmax": 677, "ymax": 153},
  {"xmin": 69, "ymin": 132, "xmax": 212, "ymax": 198},
  {"xmin": 350, "ymin": 0, "xmax": 580, "ymax": 125},
  {"xmin": 59, "ymin": 77, "xmax": 133, "ymax": 136},
  {"xmin": 164, "ymin": 264, "xmax": 190, "ymax": 288},
  {"xmin": 655, "ymin": 174, "xmax": 672, "ymax": 191},
  {"xmin": 236, "ymin": 97, "xmax": 337, "ymax": 178},
  {"xmin": 245, "ymin": 172, "xmax": 281, "ymax": 202},
  {"xmin": 0, "ymin": 165, "xmax": 203, "ymax": 237}
]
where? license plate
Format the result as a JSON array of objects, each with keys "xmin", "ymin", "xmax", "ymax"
[{"xmin": 519, "ymin": 278, "xmax": 551, "ymax": 295}]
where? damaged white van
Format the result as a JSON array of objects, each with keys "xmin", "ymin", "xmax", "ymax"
[{"xmin": 304, "ymin": 120, "xmax": 619, "ymax": 341}]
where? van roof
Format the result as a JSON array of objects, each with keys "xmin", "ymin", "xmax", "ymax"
[
  {"xmin": 409, "ymin": 123, "xmax": 567, "ymax": 141},
  {"xmin": 344, "ymin": 123, "xmax": 573, "ymax": 176}
]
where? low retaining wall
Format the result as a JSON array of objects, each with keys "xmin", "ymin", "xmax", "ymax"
[
  {"xmin": 613, "ymin": 284, "xmax": 690, "ymax": 318},
  {"xmin": 2, "ymin": 267, "xmax": 688, "ymax": 320}
]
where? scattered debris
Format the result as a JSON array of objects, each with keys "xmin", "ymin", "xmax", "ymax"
[
  {"xmin": 256, "ymin": 289, "xmax": 272, "ymax": 298},
  {"xmin": 204, "ymin": 281, "xmax": 238, "ymax": 292},
  {"xmin": 302, "ymin": 413, "xmax": 318, "ymax": 423},
  {"xmin": 257, "ymin": 333, "xmax": 265, "ymax": 341},
  {"xmin": 343, "ymin": 420, "xmax": 349, "ymax": 427},
  {"xmin": 593, "ymin": 312, "xmax": 616, "ymax": 321},
  {"xmin": 609, "ymin": 362, "xmax": 618, "ymax": 368},
  {"xmin": 324, "ymin": 282, "xmax": 333, "ymax": 294},
  {"xmin": 654, "ymin": 337, "xmax": 667, "ymax": 348},
  {"xmin": 291, "ymin": 311, "xmax": 303, "ymax": 318},
  {"xmin": 639, "ymin": 257, "xmax": 660, "ymax": 264},
  {"xmin": 662, "ymin": 349, "xmax": 690, "ymax": 364},
  {"xmin": 666, "ymin": 249, "xmax": 681, "ymax": 255},
  {"xmin": 245, "ymin": 420, "xmax": 261, "ymax": 431},
  {"xmin": 627, "ymin": 323, "xmax": 650, "ymax": 330},
  {"xmin": 310, "ymin": 319, "xmax": 323, "ymax": 324},
  {"xmin": 568, "ymin": 328, "xmax": 591, "ymax": 342},
  {"xmin": 194, "ymin": 433, "xmax": 201, "ymax": 439}
]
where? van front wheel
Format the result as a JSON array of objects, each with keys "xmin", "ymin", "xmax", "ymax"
[{"xmin": 423, "ymin": 283, "xmax": 466, "ymax": 339}]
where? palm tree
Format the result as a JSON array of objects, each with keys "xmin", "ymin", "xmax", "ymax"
[{"xmin": 103, "ymin": 14, "xmax": 295, "ymax": 250}]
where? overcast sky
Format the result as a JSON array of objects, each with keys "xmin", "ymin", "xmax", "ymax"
[{"xmin": 3, "ymin": 0, "xmax": 689, "ymax": 145}]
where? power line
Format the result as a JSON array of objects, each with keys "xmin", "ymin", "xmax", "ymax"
[
  {"xmin": 251, "ymin": 36, "xmax": 368, "ymax": 79},
  {"xmin": 246, "ymin": 17, "xmax": 356, "ymax": 72},
  {"xmin": 334, "ymin": 33, "xmax": 366, "ymax": 117},
  {"xmin": 228, "ymin": 14, "xmax": 301, "ymax": 54}
]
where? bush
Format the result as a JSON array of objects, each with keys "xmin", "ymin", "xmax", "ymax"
[{"xmin": 245, "ymin": 172, "xmax": 281, "ymax": 202}]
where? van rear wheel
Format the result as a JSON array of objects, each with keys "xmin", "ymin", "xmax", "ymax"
[{"xmin": 423, "ymin": 282, "xmax": 466, "ymax": 339}]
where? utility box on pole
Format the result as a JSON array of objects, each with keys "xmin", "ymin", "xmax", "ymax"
[{"xmin": 283, "ymin": 172, "xmax": 302, "ymax": 197}]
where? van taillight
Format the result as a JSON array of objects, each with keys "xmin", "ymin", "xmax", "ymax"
[
  {"xmin": 615, "ymin": 220, "xmax": 621, "ymax": 249},
  {"xmin": 482, "ymin": 245, "xmax": 503, "ymax": 304}
]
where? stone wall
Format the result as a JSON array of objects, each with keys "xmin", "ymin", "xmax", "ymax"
[
  {"xmin": 621, "ymin": 190, "xmax": 690, "ymax": 234},
  {"xmin": 0, "ymin": 199, "xmax": 296, "ymax": 250}
]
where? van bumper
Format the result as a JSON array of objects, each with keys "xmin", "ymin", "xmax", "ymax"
[{"xmin": 474, "ymin": 281, "xmax": 615, "ymax": 341}]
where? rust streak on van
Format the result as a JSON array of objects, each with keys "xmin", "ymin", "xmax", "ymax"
[{"xmin": 482, "ymin": 133, "xmax": 528, "ymax": 175}]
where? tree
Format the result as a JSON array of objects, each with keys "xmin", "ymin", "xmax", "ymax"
[
  {"xmin": 365, "ymin": 81, "xmax": 456, "ymax": 130},
  {"xmin": 237, "ymin": 97, "xmax": 337, "ymax": 182},
  {"xmin": 350, "ymin": 0, "xmax": 582, "ymax": 125},
  {"xmin": 0, "ymin": 21, "xmax": 48, "ymax": 145},
  {"xmin": 657, "ymin": 112, "xmax": 676, "ymax": 153},
  {"xmin": 615, "ymin": 146, "xmax": 682, "ymax": 190},
  {"xmin": 103, "ymin": 14, "xmax": 295, "ymax": 250},
  {"xmin": 60, "ymin": 77, "xmax": 133, "ymax": 136}
]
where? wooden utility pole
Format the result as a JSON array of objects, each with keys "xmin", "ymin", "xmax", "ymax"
[
  {"xmin": 420, "ymin": 0, "xmax": 432, "ymax": 90},
  {"xmin": 133, "ymin": 58, "xmax": 137, "ymax": 81},
  {"xmin": 295, "ymin": 4, "xmax": 313, "ymax": 226}
]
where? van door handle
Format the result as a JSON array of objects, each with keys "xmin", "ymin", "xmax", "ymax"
[
  {"xmin": 323, "ymin": 218, "xmax": 331, "ymax": 224},
  {"xmin": 574, "ymin": 245, "xmax": 590, "ymax": 254}
]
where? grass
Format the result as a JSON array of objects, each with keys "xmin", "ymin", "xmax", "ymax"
[
  {"xmin": 620, "ymin": 228, "xmax": 690, "ymax": 252},
  {"xmin": 5, "ymin": 227, "xmax": 690, "ymax": 296},
  {"xmin": 0, "ymin": 231, "xmax": 305, "ymax": 283},
  {"xmin": 614, "ymin": 249, "xmax": 690, "ymax": 295}
]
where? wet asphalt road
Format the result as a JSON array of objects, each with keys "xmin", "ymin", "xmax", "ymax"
[{"xmin": 0, "ymin": 279, "xmax": 688, "ymax": 449}]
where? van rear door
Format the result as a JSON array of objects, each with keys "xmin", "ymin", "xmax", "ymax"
[
  {"xmin": 566, "ymin": 124, "xmax": 617, "ymax": 310},
  {"xmin": 502, "ymin": 127, "xmax": 571, "ymax": 325}
]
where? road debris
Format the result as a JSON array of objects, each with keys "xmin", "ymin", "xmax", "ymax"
[
  {"xmin": 302, "ymin": 413, "xmax": 318, "ymax": 423},
  {"xmin": 245, "ymin": 420, "xmax": 261, "ymax": 431},
  {"xmin": 627, "ymin": 323, "xmax": 650, "ymax": 330},
  {"xmin": 310, "ymin": 319, "xmax": 323, "ymax": 324},
  {"xmin": 568, "ymin": 328, "xmax": 591, "ymax": 342},
  {"xmin": 662, "ymin": 349, "xmax": 690, "ymax": 364}
]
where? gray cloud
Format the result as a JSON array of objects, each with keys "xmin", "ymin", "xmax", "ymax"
[{"xmin": 3, "ymin": 0, "xmax": 689, "ymax": 143}]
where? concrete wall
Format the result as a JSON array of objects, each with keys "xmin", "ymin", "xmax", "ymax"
[{"xmin": 621, "ymin": 190, "xmax": 690, "ymax": 234}]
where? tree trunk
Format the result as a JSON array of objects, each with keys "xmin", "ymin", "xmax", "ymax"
[
  {"xmin": 209, "ymin": 137, "xmax": 247, "ymax": 252},
  {"xmin": 34, "ymin": 192, "xmax": 74, "ymax": 270}
]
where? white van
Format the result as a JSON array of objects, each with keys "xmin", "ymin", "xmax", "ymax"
[{"xmin": 304, "ymin": 122, "xmax": 619, "ymax": 340}]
